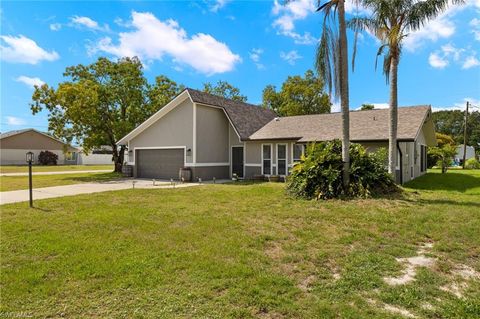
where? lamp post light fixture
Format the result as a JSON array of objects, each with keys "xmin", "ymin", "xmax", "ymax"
[{"xmin": 26, "ymin": 151, "xmax": 34, "ymax": 208}]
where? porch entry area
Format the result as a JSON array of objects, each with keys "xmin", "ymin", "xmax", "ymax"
[{"xmin": 231, "ymin": 146, "xmax": 244, "ymax": 178}]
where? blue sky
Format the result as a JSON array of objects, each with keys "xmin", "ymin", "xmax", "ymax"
[{"xmin": 1, "ymin": 0, "xmax": 479, "ymax": 133}]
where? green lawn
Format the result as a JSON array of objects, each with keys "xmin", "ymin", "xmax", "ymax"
[
  {"xmin": 1, "ymin": 170, "xmax": 479, "ymax": 318},
  {"xmin": 0, "ymin": 164, "xmax": 114, "ymax": 173},
  {"xmin": 0, "ymin": 172, "xmax": 122, "ymax": 191}
]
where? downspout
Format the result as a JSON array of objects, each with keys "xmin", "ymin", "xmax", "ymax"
[{"xmin": 397, "ymin": 141, "xmax": 403, "ymax": 184}]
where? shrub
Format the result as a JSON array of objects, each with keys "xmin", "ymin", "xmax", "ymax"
[
  {"xmin": 465, "ymin": 158, "xmax": 480, "ymax": 169},
  {"xmin": 286, "ymin": 140, "xmax": 398, "ymax": 200},
  {"xmin": 38, "ymin": 150, "xmax": 58, "ymax": 165}
]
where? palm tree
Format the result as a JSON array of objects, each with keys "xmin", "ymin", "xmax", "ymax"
[
  {"xmin": 316, "ymin": 0, "xmax": 353, "ymax": 188},
  {"xmin": 350, "ymin": 0, "xmax": 464, "ymax": 177}
]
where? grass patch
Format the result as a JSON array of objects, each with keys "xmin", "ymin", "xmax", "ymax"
[
  {"xmin": 0, "ymin": 172, "xmax": 122, "ymax": 191},
  {"xmin": 1, "ymin": 170, "xmax": 479, "ymax": 317},
  {"xmin": 0, "ymin": 164, "xmax": 114, "ymax": 174}
]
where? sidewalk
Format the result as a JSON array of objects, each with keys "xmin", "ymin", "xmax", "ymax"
[
  {"xmin": 0, "ymin": 179, "xmax": 213, "ymax": 205},
  {"xmin": 1, "ymin": 169, "xmax": 112, "ymax": 177}
]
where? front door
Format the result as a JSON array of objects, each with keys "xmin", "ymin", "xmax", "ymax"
[{"xmin": 232, "ymin": 147, "xmax": 244, "ymax": 178}]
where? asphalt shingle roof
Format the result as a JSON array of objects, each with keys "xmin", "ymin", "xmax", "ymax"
[
  {"xmin": 186, "ymin": 88, "xmax": 277, "ymax": 140},
  {"xmin": 249, "ymin": 105, "xmax": 431, "ymax": 142}
]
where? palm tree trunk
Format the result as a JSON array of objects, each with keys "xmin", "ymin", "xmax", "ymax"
[
  {"xmin": 388, "ymin": 56, "xmax": 399, "ymax": 178},
  {"xmin": 338, "ymin": 0, "xmax": 350, "ymax": 188}
]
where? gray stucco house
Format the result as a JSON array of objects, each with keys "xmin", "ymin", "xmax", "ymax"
[{"xmin": 118, "ymin": 88, "xmax": 436, "ymax": 183}]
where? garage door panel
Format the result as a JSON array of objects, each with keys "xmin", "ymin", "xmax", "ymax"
[{"xmin": 136, "ymin": 149, "xmax": 184, "ymax": 179}]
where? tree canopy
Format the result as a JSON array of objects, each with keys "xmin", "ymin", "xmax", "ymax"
[
  {"xmin": 360, "ymin": 104, "xmax": 374, "ymax": 110},
  {"xmin": 31, "ymin": 57, "xmax": 183, "ymax": 171},
  {"xmin": 432, "ymin": 110, "xmax": 480, "ymax": 154},
  {"xmin": 261, "ymin": 70, "xmax": 331, "ymax": 116},
  {"xmin": 203, "ymin": 80, "xmax": 247, "ymax": 102}
]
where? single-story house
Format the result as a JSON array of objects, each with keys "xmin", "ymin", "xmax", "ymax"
[
  {"xmin": 454, "ymin": 144, "xmax": 476, "ymax": 165},
  {"xmin": 0, "ymin": 129, "xmax": 117, "ymax": 166},
  {"xmin": 118, "ymin": 88, "xmax": 437, "ymax": 184},
  {"xmin": 0, "ymin": 129, "xmax": 79, "ymax": 165}
]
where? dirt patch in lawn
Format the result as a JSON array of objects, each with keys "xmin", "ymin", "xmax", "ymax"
[{"xmin": 384, "ymin": 243, "xmax": 435, "ymax": 286}]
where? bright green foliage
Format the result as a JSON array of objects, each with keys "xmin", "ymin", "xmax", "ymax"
[
  {"xmin": 360, "ymin": 104, "xmax": 375, "ymax": 110},
  {"xmin": 286, "ymin": 140, "xmax": 397, "ymax": 199},
  {"xmin": 30, "ymin": 57, "xmax": 182, "ymax": 172},
  {"xmin": 428, "ymin": 133, "xmax": 457, "ymax": 172},
  {"xmin": 262, "ymin": 70, "xmax": 331, "ymax": 116},
  {"xmin": 465, "ymin": 158, "xmax": 480, "ymax": 169},
  {"xmin": 433, "ymin": 110, "xmax": 480, "ymax": 156},
  {"xmin": 203, "ymin": 80, "xmax": 247, "ymax": 102}
]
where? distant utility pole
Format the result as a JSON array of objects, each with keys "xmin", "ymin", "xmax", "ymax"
[{"xmin": 462, "ymin": 101, "xmax": 469, "ymax": 169}]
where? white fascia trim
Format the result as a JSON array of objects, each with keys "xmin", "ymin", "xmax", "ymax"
[
  {"xmin": 185, "ymin": 162, "xmax": 230, "ymax": 167},
  {"xmin": 117, "ymin": 91, "xmax": 190, "ymax": 145},
  {"xmin": 193, "ymin": 102, "xmax": 197, "ymax": 164}
]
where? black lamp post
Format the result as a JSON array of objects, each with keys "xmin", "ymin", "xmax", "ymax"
[{"xmin": 26, "ymin": 151, "xmax": 34, "ymax": 208}]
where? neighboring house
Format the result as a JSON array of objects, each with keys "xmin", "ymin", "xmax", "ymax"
[
  {"xmin": 0, "ymin": 129, "xmax": 79, "ymax": 165},
  {"xmin": 454, "ymin": 144, "xmax": 476, "ymax": 165},
  {"xmin": 118, "ymin": 88, "xmax": 437, "ymax": 184}
]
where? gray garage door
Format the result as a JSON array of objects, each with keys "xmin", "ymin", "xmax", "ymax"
[{"xmin": 136, "ymin": 149, "xmax": 184, "ymax": 179}]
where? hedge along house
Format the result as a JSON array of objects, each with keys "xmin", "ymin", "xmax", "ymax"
[
  {"xmin": 118, "ymin": 88, "xmax": 436, "ymax": 184},
  {"xmin": 0, "ymin": 129, "xmax": 80, "ymax": 165}
]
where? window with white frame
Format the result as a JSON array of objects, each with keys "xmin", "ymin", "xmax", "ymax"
[
  {"xmin": 262, "ymin": 144, "xmax": 272, "ymax": 175},
  {"xmin": 277, "ymin": 144, "xmax": 287, "ymax": 176},
  {"xmin": 293, "ymin": 144, "xmax": 304, "ymax": 162}
]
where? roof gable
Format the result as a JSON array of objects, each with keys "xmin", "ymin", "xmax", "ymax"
[
  {"xmin": 187, "ymin": 88, "xmax": 277, "ymax": 140},
  {"xmin": 118, "ymin": 88, "xmax": 277, "ymax": 144}
]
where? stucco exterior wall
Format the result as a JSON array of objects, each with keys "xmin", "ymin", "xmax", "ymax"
[
  {"xmin": 128, "ymin": 98, "xmax": 194, "ymax": 164},
  {"xmin": 196, "ymin": 104, "xmax": 229, "ymax": 163}
]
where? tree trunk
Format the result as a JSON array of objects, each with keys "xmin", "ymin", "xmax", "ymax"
[
  {"xmin": 112, "ymin": 144, "xmax": 125, "ymax": 173},
  {"xmin": 338, "ymin": 0, "xmax": 350, "ymax": 189},
  {"xmin": 388, "ymin": 55, "xmax": 399, "ymax": 177}
]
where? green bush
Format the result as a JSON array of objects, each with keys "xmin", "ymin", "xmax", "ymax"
[
  {"xmin": 465, "ymin": 158, "xmax": 480, "ymax": 169},
  {"xmin": 286, "ymin": 140, "xmax": 398, "ymax": 200}
]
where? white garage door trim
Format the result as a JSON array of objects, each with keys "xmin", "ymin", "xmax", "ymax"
[{"xmin": 132, "ymin": 146, "xmax": 187, "ymax": 165}]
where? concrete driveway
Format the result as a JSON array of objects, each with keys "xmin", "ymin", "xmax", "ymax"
[{"xmin": 0, "ymin": 179, "xmax": 222, "ymax": 205}]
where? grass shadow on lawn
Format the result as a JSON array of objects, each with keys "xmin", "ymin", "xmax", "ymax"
[{"xmin": 404, "ymin": 169, "xmax": 480, "ymax": 193}]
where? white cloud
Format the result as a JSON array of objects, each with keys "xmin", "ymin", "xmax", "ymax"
[
  {"xmin": 462, "ymin": 55, "xmax": 480, "ymax": 69},
  {"xmin": 280, "ymin": 50, "xmax": 301, "ymax": 65},
  {"xmin": 272, "ymin": 0, "xmax": 317, "ymax": 45},
  {"xmin": 470, "ymin": 18, "xmax": 480, "ymax": 41},
  {"xmin": 0, "ymin": 35, "xmax": 59, "ymax": 64},
  {"xmin": 249, "ymin": 48, "xmax": 265, "ymax": 69},
  {"xmin": 70, "ymin": 15, "xmax": 109, "ymax": 32},
  {"xmin": 429, "ymin": 43, "xmax": 479, "ymax": 69},
  {"xmin": 429, "ymin": 52, "xmax": 449, "ymax": 68},
  {"xmin": 16, "ymin": 75, "xmax": 45, "ymax": 88},
  {"xmin": 404, "ymin": 1, "xmax": 480, "ymax": 51},
  {"xmin": 210, "ymin": 0, "xmax": 230, "ymax": 12},
  {"xmin": 432, "ymin": 97, "xmax": 480, "ymax": 112},
  {"xmin": 345, "ymin": 0, "xmax": 371, "ymax": 15},
  {"xmin": 6, "ymin": 116, "xmax": 26, "ymax": 126},
  {"xmin": 90, "ymin": 11, "xmax": 240, "ymax": 75},
  {"xmin": 49, "ymin": 23, "xmax": 61, "ymax": 31}
]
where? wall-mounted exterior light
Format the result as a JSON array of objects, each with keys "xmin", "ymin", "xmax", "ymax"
[{"xmin": 186, "ymin": 148, "xmax": 192, "ymax": 156}]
